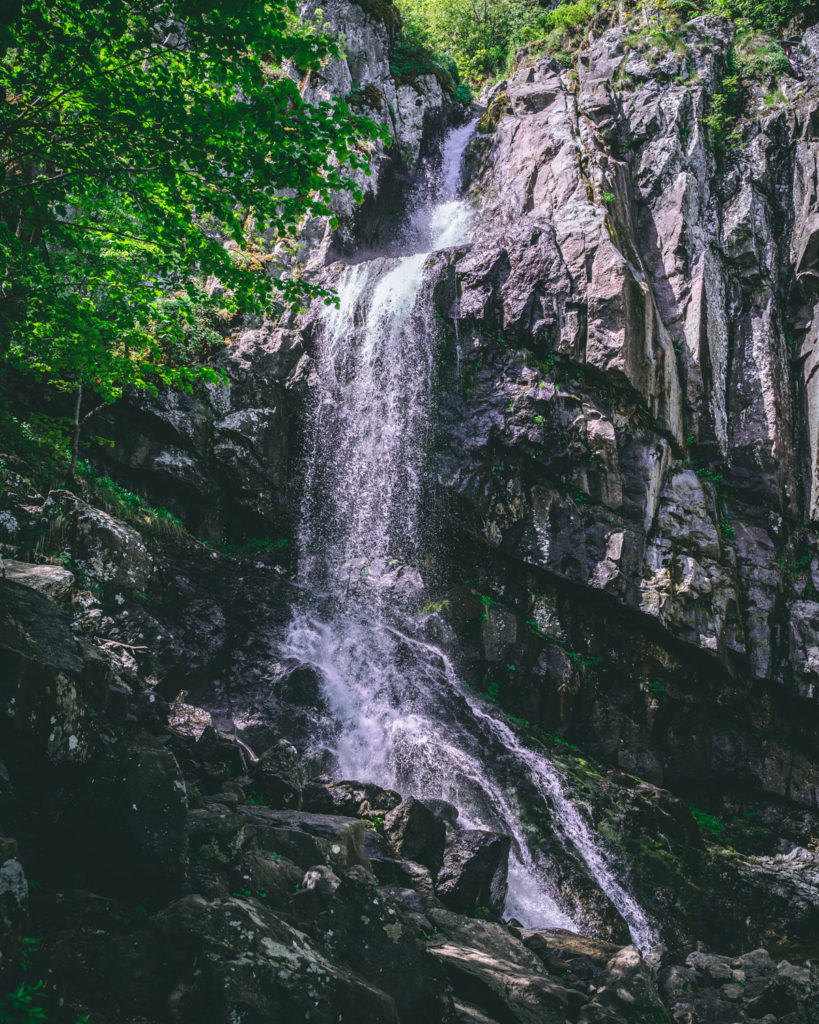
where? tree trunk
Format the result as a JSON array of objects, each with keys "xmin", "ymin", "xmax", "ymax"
[{"xmin": 69, "ymin": 386, "xmax": 83, "ymax": 484}]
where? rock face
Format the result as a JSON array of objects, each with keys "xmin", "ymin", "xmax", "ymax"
[{"xmin": 418, "ymin": 16, "xmax": 819, "ymax": 838}]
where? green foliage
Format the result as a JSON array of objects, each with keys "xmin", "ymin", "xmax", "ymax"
[
  {"xmin": 396, "ymin": 0, "xmax": 555, "ymax": 82},
  {"xmin": 390, "ymin": 36, "xmax": 460, "ymax": 93},
  {"xmin": 0, "ymin": 0, "xmax": 387, "ymax": 426},
  {"xmin": 707, "ymin": 0, "xmax": 811, "ymax": 32},
  {"xmin": 689, "ymin": 803, "xmax": 727, "ymax": 837},
  {"xmin": 640, "ymin": 678, "xmax": 668, "ymax": 705},
  {"xmin": 0, "ymin": 399, "xmax": 71, "ymax": 489},
  {"xmin": 75, "ymin": 462, "xmax": 186, "ymax": 538},
  {"xmin": 0, "ymin": 981, "xmax": 47, "ymax": 1023},
  {"xmin": 734, "ymin": 32, "xmax": 791, "ymax": 79},
  {"xmin": 247, "ymin": 788, "xmax": 270, "ymax": 806},
  {"xmin": 396, "ymin": 0, "xmax": 809, "ymax": 84},
  {"xmin": 148, "ymin": 287, "xmax": 229, "ymax": 369},
  {"xmin": 702, "ymin": 64, "xmax": 743, "ymax": 154},
  {"xmin": 219, "ymin": 536, "xmax": 291, "ymax": 558},
  {"xmin": 233, "ymin": 886, "xmax": 269, "ymax": 900}
]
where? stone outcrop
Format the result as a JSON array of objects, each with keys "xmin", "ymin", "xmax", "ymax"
[{"xmin": 418, "ymin": 15, "xmax": 819, "ymax": 839}]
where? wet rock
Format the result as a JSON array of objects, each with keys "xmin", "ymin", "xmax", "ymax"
[
  {"xmin": 384, "ymin": 796, "xmax": 447, "ymax": 870},
  {"xmin": 251, "ymin": 738, "xmax": 303, "ymax": 809},
  {"xmin": 435, "ymin": 828, "xmax": 511, "ymax": 916},
  {"xmin": 301, "ymin": 776, "xmax": 401, "ymax": 819}
]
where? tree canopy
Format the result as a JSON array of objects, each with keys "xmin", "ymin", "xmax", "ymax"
[{"xmin": 0, "ymin": 0, "xmax": 385, "ymax": 420}]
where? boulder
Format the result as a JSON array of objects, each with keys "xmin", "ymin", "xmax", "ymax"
[
  {"xmin": 384, "ymin": 796, "xmax": 447, "ymax": 870},
  {"xmin": 0, "ymin": 579, "xmax": 109, "ymax": 763},
  {"xmin": 250, "ymin": 738, "xmax": 303, "ymax": 809},
  {"xmin": 235, "ymin": 806, "xmax": 371, "ymax": 874},
  {"xmin": 427, "ymin": 908, "xmax": 571, "ymax": 1024},
  {"xmin": 86, "ymin": 737, "xmax": 189, "ymax": 892},
  {"xmin": 302, "ymin": 776, "xmax": 402, "ymax": 819},
  {"xmin": 435, "ymin": 829, "xmax": 511, "ymax": 916},
  {"xmin": 2, "ymin": 559, "xmax": 74, "ymax": 602},
  {"xmin": 44, "ymin": 490, "xmax": 153, "ymax": 591},
  {"xmin": 154, "ymin": 895, "xmax": 400, "ymax": 1023}
]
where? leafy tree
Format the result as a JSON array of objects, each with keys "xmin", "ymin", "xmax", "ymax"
[
  {"xmin": 397, "ymin": 0, "xmax": 544, "ymax": 81},
  {"xmin": 0, "ymin": 0, "xmax": 386, "ymax": 475}
]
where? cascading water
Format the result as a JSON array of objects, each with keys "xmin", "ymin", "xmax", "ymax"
[{"xmin": 285, "ymin": 121, "xmax": 659, "ymax": 952}]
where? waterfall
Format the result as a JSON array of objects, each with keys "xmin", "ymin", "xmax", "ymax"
[{"xmin": 284, "ymin": 121, "xmax": 659, "ymax": 951}]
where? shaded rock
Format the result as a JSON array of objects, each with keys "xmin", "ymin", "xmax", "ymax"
[
  {"xmin": 155, "ymin": 895, "xmax": 400, "ymax": 1023},
  {"xmin": 251, "ymin": 738, "xmax": 303, "ymax": 809},
  {"xmin": 579, "ymin": 945, "xmax": 668, "ymax": 1024},
  {"xmin": 302, "ymin": 776, "xmax": 402, "ymax": 819},
  {"xmin": 235, "ymin": 806, "xmax": 371, "ymax": 874},
  {"xmin": 87, "ymin": 737, "xmax": 188, "ymax": 892},
  {"xmin": 384, "ymin": 796, "xmax": 447, "ymax": 870},
  {"xmin": 523, "ymin": 928, "xmax": 624, "ymax": 978},
  {"xmin": 191, "ymin": 725, "xmax": 246, "ymax": 786},
  {"xmin": 0, "ymin": 579, "xmax": 109, "ymax": 763},
  {"xmin": 232, "ymin": 850, "xmax": 305, "ymax": 903},
  {"xmin": 300, "ymin": 863, "xmax": 342, "ymax": 898},
  {"xmin": 435, "ymin": 828, "xmax": 511, "ymax": 916},
  {"xmin": 427, "ymin": 908, "xmax": 571, "ymax": 1024}
]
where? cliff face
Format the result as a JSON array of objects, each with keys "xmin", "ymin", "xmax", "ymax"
[
  {"xmin": 2, "ymin": 2, "xmax": 819, "ymax": 1021},
  {"xmin": 430, "ymin": 18, "xmax": 819, "ymax": 809}
]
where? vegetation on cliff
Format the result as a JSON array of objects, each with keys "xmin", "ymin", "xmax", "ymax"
[{"xmin": 395, "ymin": 0, "xmax": 814, "ymax": 81}]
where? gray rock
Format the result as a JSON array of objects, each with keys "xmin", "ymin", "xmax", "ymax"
[
  {"xmin": 44, "ymin": 489, "xmax": 153, "ymax": 591},
  {"xmin": 251, "ymin": 738, "xmax": 303, "ymax": 810},
  {"xmin": 435, "ymin": 828, "xmax": 511, "ymax": 916},
  {"xmin": 2, "ymin": 559, "xmax": 74, "ymax": 602},
  {"xmin": 384, "ymin": 796, "xmax": 447, "ymax": 870},
  {"xmin": 0, "ymin": 579, "xmax": 109, "ymax": 763}
]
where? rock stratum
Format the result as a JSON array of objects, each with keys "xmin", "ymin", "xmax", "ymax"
[{"xmin": 2, "ymin": 1, "xmax": 819, "ymax": 1021}]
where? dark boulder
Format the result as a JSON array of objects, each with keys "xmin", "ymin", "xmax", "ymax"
[
  {"xmin": 251, "ymin": 738, "xmax": 303, "ymax": 809},
  {"xmin": 384, "ymin": 796, "xmax": 447, "ymax": 870},
  {"xmin": 302, "ymin": 776, "xmax": 402, "ymax": 819},
  {"xmin": 83, "ymin": 736, "xmax": 189, "ymax": 894},
  {"xmin": 435, "ymin": 828, "xmax": 511, "ymax": 916},
  {"xmin": 153, "ymin": 895, "xmax": 401, "ymax": 1023},
  {"xmin": 0, "ymin": 579, "xmax": 110, "ymax": 764}
]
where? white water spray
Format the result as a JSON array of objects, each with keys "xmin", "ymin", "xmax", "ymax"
[{"xmin": 284, "ymin": 122, "xmax": 659, "ymax": 950}]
